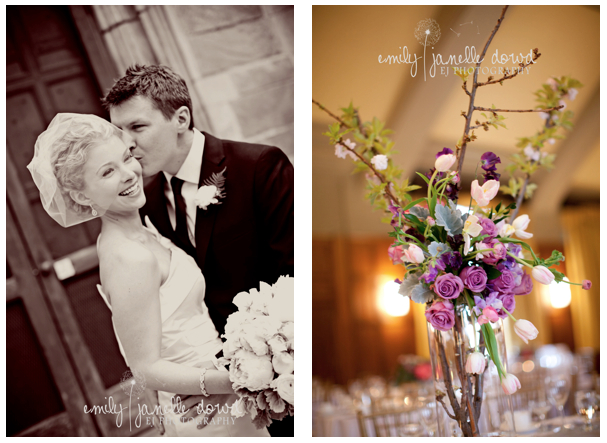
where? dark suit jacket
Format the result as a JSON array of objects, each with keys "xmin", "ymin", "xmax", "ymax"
[{"xmin": 140, "ymin": 132, "xmax": 294, "ymax": 336}]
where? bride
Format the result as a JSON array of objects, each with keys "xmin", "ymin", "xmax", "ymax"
[{"xmin": 27, "ymin": 113, "xmax": 270, "ymax": 437}]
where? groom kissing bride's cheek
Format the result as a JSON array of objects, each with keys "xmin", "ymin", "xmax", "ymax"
[{"xmin": 104, "ymin": 65, "xmax": 294, "ymax": 436}]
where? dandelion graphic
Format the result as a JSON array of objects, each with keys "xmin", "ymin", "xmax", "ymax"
[
  {"xmin": 120, "ymin": 369, "xmax": 147, "ymax": 431},
  {"xmin": 414, "ymin": 19, "xmax": 441, "ymax": 81},
  {"xmin": 120, "ymin": 368, "xmax": 147, "ymax": 398}
]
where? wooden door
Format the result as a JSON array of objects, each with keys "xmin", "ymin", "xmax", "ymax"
[{"xmin": 6, "ymin": 6, "xmax": 150, "ymax": 436}]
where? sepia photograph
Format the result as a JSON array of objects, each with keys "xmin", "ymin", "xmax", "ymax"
[
  {"xmin": 6, "ymin": 5, "xmax": 293, "ymax": 436},
  {"xmin": 312, "ymin": 5, "xmax": 599, "ymax": 437}
]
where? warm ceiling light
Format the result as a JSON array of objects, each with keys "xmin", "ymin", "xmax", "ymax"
[
  {"xmin": 549, "ymin": 277, "xmax": 571, "ymax": 309},
  {"xmin": 380, "ymin": 280, "xmax": 410, "ymax": 317}
]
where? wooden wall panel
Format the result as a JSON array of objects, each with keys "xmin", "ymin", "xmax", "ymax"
[{"xmin": 313, "ymin": 237, "xmax": 417, "ymax": 385}]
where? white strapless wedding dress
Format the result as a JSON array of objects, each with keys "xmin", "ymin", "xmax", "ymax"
[{"xmin": 97, "ymin": 228, "xmax": 269, "ymax": 437}]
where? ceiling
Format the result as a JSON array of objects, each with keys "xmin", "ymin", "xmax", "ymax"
[{"xmin": 312, "ymin": 5, "xmax": 600, "ymax": 243}]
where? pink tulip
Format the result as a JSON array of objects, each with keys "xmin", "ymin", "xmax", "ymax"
[
  {"xmin": 465, "ymin": 351, "xmax": 486, "ymax": 374},
  {"xmin": 403, "ymin": 244, "xmax": 424, "ymax": 264},
  {"xmin": 388, "ymin": 245, "xmax": 405, "ymax": 265},
  {"xmin": 531, "ymin": 265, "xmax": 554, "ymax": 285},
  {"xmin": 477, "ymin": 314, "xmax": 489, "ymax": 325},
  {"xmin": 514, "ymin": 319, "xmax": 538, "ymax": 344},
  {"xmin": 501, "ymin": 373, "xmax": 521, "ymax": 395},
  {"xmin": 582, "ymin": 280, "xmax": 592, "ymax": 290},
  {"xmin": 471, "ymin": 179, "xmax": 500, "ymax": 207},
  {"xmin": 482, "ymin": 306, "xmax": 499, "ymax": 323},
  {"xmin": 435, "ymin": 154, "xmax": 456, "ymax": 172}
]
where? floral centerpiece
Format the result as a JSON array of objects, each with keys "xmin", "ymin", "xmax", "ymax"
[
  {"xmin": 217, "ymin": 276, "xmax": 294, "ymax": 429},
  {"xmin": 394, "ymin": 354, "xmax": 433, "ymax": 384},
  {"xmin": 314, "ymin": 6, "xmax": 590, "ymax": 436}
]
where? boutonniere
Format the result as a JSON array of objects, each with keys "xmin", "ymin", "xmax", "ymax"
[{"xmin": 195, "ymin": 167, "xmax": 227, "ymax": 210}]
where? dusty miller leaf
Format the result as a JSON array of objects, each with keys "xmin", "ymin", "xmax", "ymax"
[
  {"xmin": 434, "ymin": 201, "xmax": 464, "ymax": 236},
  {"xmin": 411, "ymin": 284, "xmax": 435, "ymax": 304},
  {"xmin": 409, "ymin": 206, "xmax": 429, "ymax": 220},
  {"xmin": 398, "ymin": 272, "xmax": 421, "ymax": 298}
]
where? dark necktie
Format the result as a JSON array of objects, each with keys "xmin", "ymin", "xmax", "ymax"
[{"xmin": 170, "ymin": 176, "xmax": 196, "ymax": 257}]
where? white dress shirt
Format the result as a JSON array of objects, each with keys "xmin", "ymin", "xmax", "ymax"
[{"xmin": 163, "ymin": 129, "xmax": 205, "ymax": 247}]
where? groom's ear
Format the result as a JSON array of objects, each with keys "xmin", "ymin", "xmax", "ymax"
[{"xmin": 174, "ymin": 106, "xmax": 191, "ymax": 134}]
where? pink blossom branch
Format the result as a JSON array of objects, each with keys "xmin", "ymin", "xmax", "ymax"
[
  {"xmin": 314, "ymin": 99, "xmax": 401, "ymax": 206},
  {"xmin": 335, "ymin": 137, "xmax": 401, "ymax": 206},
  {"xmin": 508, "ymin": 114, "xmax": 555, "ymax": 222}
]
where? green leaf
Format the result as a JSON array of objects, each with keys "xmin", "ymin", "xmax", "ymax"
[
  {"xmin": 416, "ymin": 172, "xmax": 430, "ymax": 185},
  {"xmin": 402, "ymin": 198, "xmax": 427, "ymax": 213},
  {"xmin": 481, "ymin": 323, "xmax": 504, "ymax": 376},
  {"xmin": 485, "ymin": 266, "xmax": 502, "ymax": 280},
  {"xmin": 551, "ymin": 269, "xmax": 566, "ymax": 283},
  {"xmin": 403, "ymin": 214, "xmax": 425, "ymax": 231}
]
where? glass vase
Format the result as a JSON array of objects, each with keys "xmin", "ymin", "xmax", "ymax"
[{"xmin": 426, "ymin": 304, "xmax": 516, "ymax": 437}]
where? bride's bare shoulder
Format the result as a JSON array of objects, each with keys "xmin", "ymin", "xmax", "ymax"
[{"xmin": 98, "ymin": 232, "xmax": 160, "ymax": 296}]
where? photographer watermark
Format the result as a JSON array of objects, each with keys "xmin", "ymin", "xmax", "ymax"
[
  {"xmin": 83, "ymin": 369, "xmax": 237, "ymax": 430},
  {"xmin": 378, "ymin": 18, "xmax": 537, "ymax": 80}
]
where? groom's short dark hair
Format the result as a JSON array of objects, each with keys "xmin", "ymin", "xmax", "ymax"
[{"xmin": 102, "ymin": 64, "xmax": 194, "ymax": 130}]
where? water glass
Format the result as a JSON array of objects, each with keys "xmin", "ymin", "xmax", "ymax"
[
  {"xmin": 546, "ymin": 373, "xmax": 571, "ymax": 431},
  {"xmin": 575, "ymin": 390, "xmax": 598, "ymax": 432},
  {"xmin": 417, "ymin": 396, "xmax": 438, "ymax": 436},
  {"xmin": 529, "ymin": 391, "xmax": 551, "ymax": 432}
]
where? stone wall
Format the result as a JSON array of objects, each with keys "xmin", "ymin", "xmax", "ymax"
[{"xmin": 93, "ymin": 5, "xmax": 294, "ymax": 161}]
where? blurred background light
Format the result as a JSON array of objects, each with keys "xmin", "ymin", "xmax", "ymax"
[
  {"xmin": 548, "ymin": 277, "xmax": 572, "ymax": 309},
  {"xmin": 380, "ymin": 280, "xmax": 410, "ymax": 317}
]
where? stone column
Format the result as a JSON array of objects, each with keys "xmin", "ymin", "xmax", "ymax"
[{"xmin": 91, "ymin": 5, "xmax": 211, "ymax": 131}]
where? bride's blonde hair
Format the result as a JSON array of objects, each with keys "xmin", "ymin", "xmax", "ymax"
[{"xmin": 51, "ymin": 117, "xmax": 121, "ymax": 215}]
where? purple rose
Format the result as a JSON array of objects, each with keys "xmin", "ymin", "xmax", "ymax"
[
  {"xmin": 434, "ymin": 273, "xmax": 464, "ymax": 300},
  {"xmin": 479, "ymin": 217, "xmax": 498, "ymax": 239},
  {"xmin": 514, "ymin": 273, "xmax": 533, "ymax": 296},
  {"xmin": 425, "ymin": 300, "xmax": 455, "ymax": 331},
  {"xmin": 459, "ymin": 266, "xmax": 488, "ymax": 292},
  {"xmin": 497, "ymin": 293, "xmax": 515, "ymax": 319},
  {"xmin": 489, "ymin": 268, "xmax": 517, "ymax": 294}
]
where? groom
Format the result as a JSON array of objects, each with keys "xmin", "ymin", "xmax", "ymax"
[{"xmin": 102, "ymin": 65, "xmax": 294, "ymax": 436}]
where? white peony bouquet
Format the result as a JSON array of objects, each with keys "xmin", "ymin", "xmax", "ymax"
[{"xmin": 218, "ymin": 275, "xmax": 294, "ymax": 429}]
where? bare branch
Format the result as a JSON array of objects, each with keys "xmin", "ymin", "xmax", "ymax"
[
  {"xmin": 476, "ymin": 48, "xmax": 541, "ymax": 87},
  {"xmin": 437, "ymin": 395, "xmax": 458, "ymax": 421},
  {"xmin": 474, "ymin": 105, "xmax": 563, "ymax": 113},
  {"xmin": 456, "ymin": 6, "xmax": 509, "ymax": 176},
  {"xmin": 312, "ymin": 99, "xmax": 350, "ymax": 128}
]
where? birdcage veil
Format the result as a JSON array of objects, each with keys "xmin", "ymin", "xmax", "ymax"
[{"xmin": 26, "ymin": 113, "xmax": 124, "ymax": 227}]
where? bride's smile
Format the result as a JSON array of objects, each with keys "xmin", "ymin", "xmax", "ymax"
[
  {"xmin": 76, "ymin": 135, "xmax": 146, "ymax": 215},
  {"xmin": 118, "ymin": 181, "xmax": 141, "ymax": 197}
]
